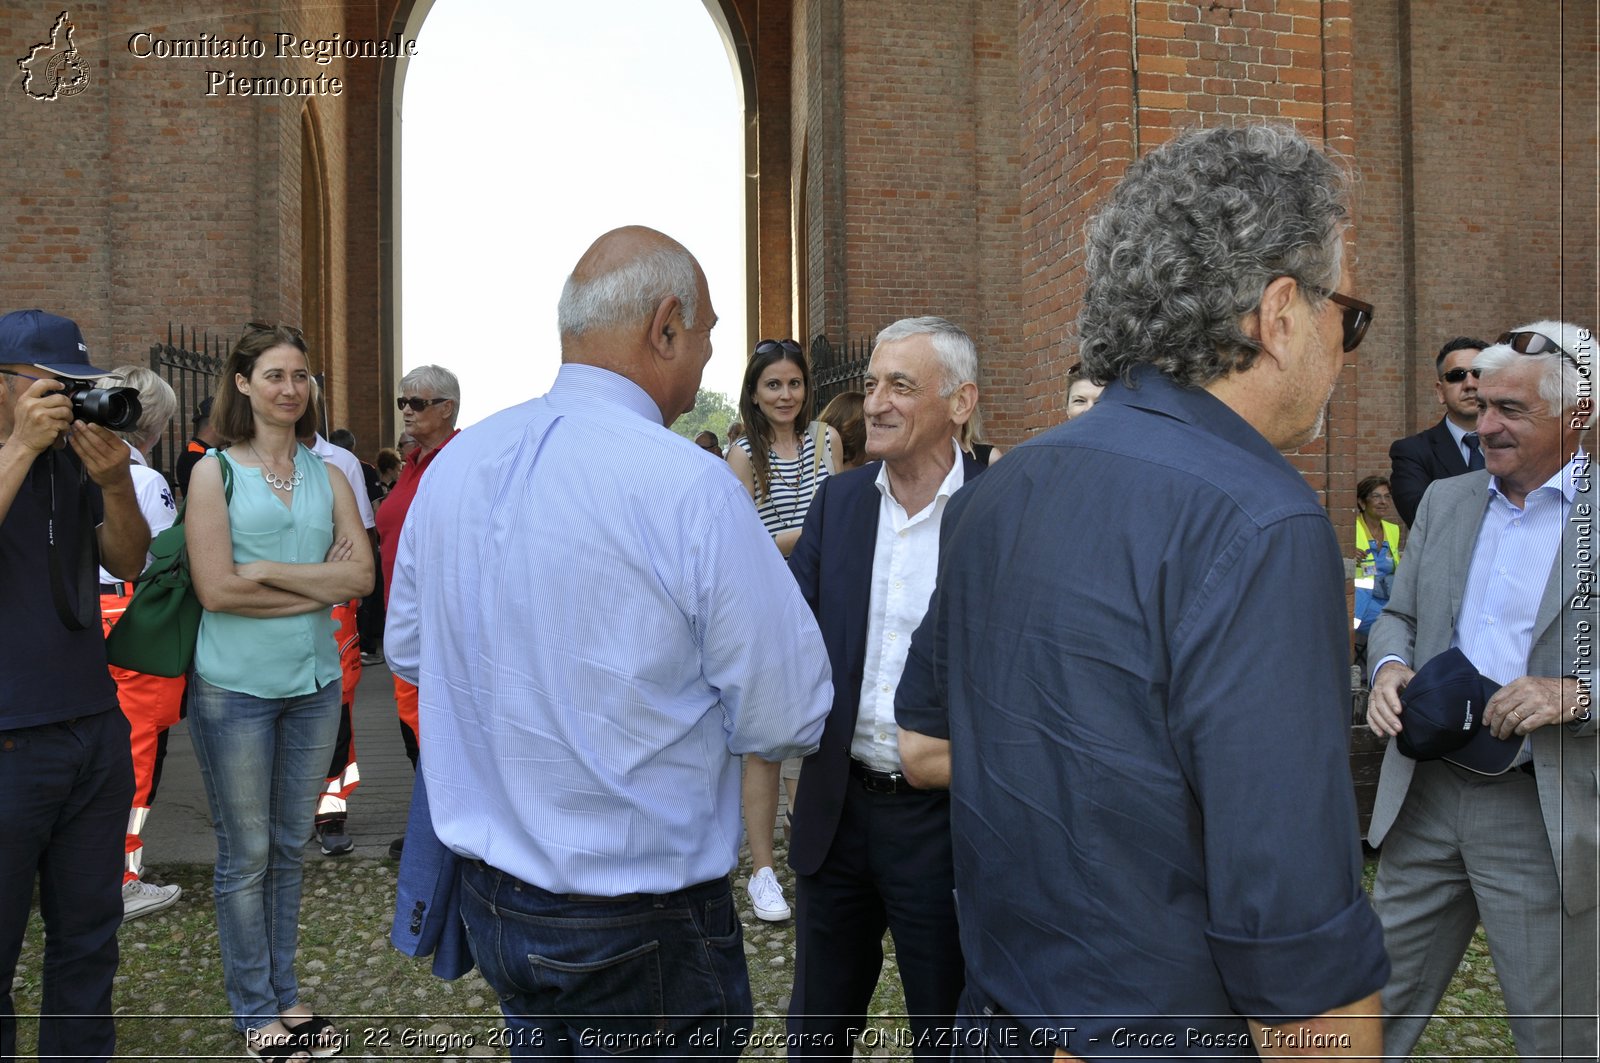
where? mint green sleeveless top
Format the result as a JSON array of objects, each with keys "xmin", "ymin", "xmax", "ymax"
[{"xmin": 195, "ymin": 447, "xmax": 341, "ymax": 698}]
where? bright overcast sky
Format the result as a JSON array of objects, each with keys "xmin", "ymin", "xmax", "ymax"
[{"xmin": 400, "ymin": 0, "xmax": 749, "ymax": 428}]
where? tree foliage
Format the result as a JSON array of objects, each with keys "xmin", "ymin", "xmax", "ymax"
[{"xmin": 670, "ymin": 388, "xmax": 740, "ymax": 444}]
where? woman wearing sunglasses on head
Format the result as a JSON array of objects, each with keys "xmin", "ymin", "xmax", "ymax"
[
  {"xmin": 372, "ymin": 366, "xmax": 461, "ymax": 816},
  {"xmin": 727, "ymin": 338, "xmax": 841, "ymax": 925},
  {"xmin": 185, "ymin": 323, "xmax": 373, "ymax": 1061}
]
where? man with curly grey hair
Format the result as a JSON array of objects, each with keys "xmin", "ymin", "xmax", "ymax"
[{"xmin": 896, "ymin": 125, "xmax": 1387, "ymax": 1058}]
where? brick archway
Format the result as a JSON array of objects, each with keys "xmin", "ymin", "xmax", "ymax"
[{"xmin": 374, "ymin": 0, "xmax": 773, "ymax": 447}]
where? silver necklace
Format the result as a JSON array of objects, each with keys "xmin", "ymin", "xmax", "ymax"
[{"xmin": 249, "ymin": 442, "xmax": 304, "ymax": 491}]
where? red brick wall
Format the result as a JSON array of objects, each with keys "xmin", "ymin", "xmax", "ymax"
[
  {"xmin": 0, "ymin": 1, "xmax": 386, "ymax": 452},
  {"xmin": 1351, "ymin": 0, "xmax": 1599, "ymax": 488},
  {"xmin": 1017, "ymin": 0, "xmax": 1135, "ymax": 436},
  {"xmin": 788, "ymin": 0, "xmax": 1021, "ymax": 437},
  {"xmin": 1349, "ymin": 0, "xmax": 1412, "ymax": 488},
  {"xmin": 839, "ymin": 0, "xmax": 980, "ymax": 341},
  {"xmin": 1012, "ymin": 0, "xmax": 1357, "ymax": 507},
  {"xmin": 8, "ymin": 0, "xmax": 1591, "ymax": 479}
]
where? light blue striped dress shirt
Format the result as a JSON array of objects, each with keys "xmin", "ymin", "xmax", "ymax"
[
  {"xmin": 386, "ymin": 364, "xmax": 833, "ymax": 895},
  {"xmin": 1454, "ymin": 456, "xmax": 1580, "ymax": 686}
]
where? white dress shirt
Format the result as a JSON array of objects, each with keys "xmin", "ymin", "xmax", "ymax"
[
  {"xmin": 97, "ymin": 442, "xmax": 176, "ymax": 584},
  {"xmin": 386, "ymin": 364, "xmax": 832, "ymax": 895},
  {"xmin": 1453, "ymin": 458, "xmax": 1578, "ymax": 686},
  {"xmin": 1444, "ymin": 417, "xmax": 1474, "ymax": 466},
  {"xmin": 850, "ymin": 439, "xmax": 965, "ymax": 771},
  {"xmin": 310, "ymin": 433, "xmax": 376, "ymax": 529}
]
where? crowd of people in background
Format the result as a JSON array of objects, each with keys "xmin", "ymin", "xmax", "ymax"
[{"xmin": 2, "ymin": 121, "xmax": 1596, "ymax": 1063}]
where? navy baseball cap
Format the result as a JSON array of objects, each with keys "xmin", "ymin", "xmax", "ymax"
[
  {"xmin": 1396, "ymin": 647, "xmax": 1520, "ymax": 775},
  {"xmin": 193, "ymin": 395, "xmax": 214, "ymax": 424},
  {"xmin": 0, "ymin": 309, "xmax": 109, "ymax": 379}
]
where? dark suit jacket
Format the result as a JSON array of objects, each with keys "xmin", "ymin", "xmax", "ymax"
[
  {"xmin": 1388, "ymin": 418, "xmax": 1468, "ymax": 526},
  {"xmin": 786, "ymin": 452, "xmax": 984, "ymax": 877},
  {"xmin": 391, "ymin": 769, "xmax": 473, "ymax": 979}
]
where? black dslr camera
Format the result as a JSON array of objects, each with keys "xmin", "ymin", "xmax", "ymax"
[{"xmin": 61, "ymin": 379, "xmax": 141, "ymax": 431}]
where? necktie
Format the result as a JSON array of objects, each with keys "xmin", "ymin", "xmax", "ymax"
[{"xmin": 1464, "ymin": 433, "xmax": 1485, "ymax": 471}]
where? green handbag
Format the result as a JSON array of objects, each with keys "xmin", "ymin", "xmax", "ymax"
[{"xmin": 104, "ymin": 456, "xmax": 233, "ymax": 677}]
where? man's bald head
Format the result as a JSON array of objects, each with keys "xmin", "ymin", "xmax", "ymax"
[
  {"xmin": 558, "ymin": 226, "xmax": 703, "ymax": 339},
  {"xmin": 555, "ymin": 226, "xmax": 717, "ymax": 425}
]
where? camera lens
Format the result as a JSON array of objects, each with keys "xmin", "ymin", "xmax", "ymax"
[{"xmin": 73, "ymin": 386, "xmax": 142, "ymax": 432}]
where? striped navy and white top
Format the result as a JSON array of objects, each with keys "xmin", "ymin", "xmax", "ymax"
[{"xmin": 733, "ymin": 427, "xmax": 832, "ymax": 535}]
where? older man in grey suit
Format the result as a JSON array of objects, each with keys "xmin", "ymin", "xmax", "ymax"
[{"xmin": 1367, "ymin": 318, "xmax": 1598, "ymax": 1061}]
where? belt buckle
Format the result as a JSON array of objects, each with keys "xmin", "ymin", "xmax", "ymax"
[{"xmin": 863, "ymin": 767, "xmax": 905, "ymax": 794}]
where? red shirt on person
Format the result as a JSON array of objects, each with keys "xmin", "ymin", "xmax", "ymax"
[{"xmin": 375, "ymin": 429, "xmax": 460, "ymax": 600}]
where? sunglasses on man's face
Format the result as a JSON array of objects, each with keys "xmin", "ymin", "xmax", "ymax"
[
  {"xmin": 1441, "ymin": 368, "xmax": 1481, "ymax": 384},
  {"xmin": 1300, "ymin": 283, "xmax": 1374, "ymax": 353},
  {"xmin": 397, "ymin": 396, "xmax": 450, "ymax": 413},
  {"xmin": 1498, "ymin": 330, "xmax": 1579, "ymax": 366}
]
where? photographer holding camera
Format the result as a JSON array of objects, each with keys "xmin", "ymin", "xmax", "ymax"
[{"xmin": 0, "ymin": 308, "xmax": 151, "ymax": 1063}]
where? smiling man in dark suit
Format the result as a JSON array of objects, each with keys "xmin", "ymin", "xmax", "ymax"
[
  {"xmin": 1388, "ymin": 335, "xmax": 1491, "ymax": 525},
  {"xmin": 785, "ymin": 315, "xmax": 982, "ymax": 1061}
]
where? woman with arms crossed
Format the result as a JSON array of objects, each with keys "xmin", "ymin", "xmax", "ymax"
[{"xmin": 186, "ymin": 324, "xmax": 373, "ymax": 1062}]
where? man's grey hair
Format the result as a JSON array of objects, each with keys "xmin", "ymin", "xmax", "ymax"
[
  {"xmin": 1475, "ymin": 319, "xmax": 1595, "ymax": 415},
  {"xmin": 874, "ymin": 316, "xmax": 979, "ymax": 398},
  {"xmin": 1078, "ymin": 124, "xmax": 1352, "ymax": 389},
  {"xmin": 557, "ymin": 246, "xmax": 700, "ymax": 336},
  {"xmin": 97, "ymin": 365, "xmax": 176, "ymax": 453},
  {"xmin": 400, "ymin": 365, "xmax": 461, "ymax": 420}
]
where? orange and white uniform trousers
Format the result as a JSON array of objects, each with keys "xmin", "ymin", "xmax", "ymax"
[
  {"xmin": 395, "ymin": 674, "xmax": 419, "ymax": 766},
  {"xmin": 317, "ymin": 599, "xmax": 363, "ymax": 819},
  {"xmin": 100, "ymin": 586, "xmax": 185, "ymax": 884}
]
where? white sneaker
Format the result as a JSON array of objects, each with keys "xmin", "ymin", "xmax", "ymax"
[
  {"xmin": 122, "ymin": 879, "xmax": 181, "ymax": 921},
  {"xmin": 746, "ymin": 866, "xmax": 790, "ymax": 921}
]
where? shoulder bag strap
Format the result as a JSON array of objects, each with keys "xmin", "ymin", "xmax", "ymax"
[{"xmin": 47, "ymin": 454, "xmax": 98, "ymax": 631}]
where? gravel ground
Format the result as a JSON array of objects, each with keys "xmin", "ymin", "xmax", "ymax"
[{"xmin": 11, "ymin": 846, "xmax": 1513, "ymax": 1060}]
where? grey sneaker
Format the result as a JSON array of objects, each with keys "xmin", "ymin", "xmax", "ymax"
[
  {"xmin": 746, "ymin": 866, "xmax": 790, "ymax": 921},
  {"xmin": 317, "ymin": 818, "xmax": 354, "ymax": 856},
  {"xmin": 122, "ymin": 879, "xmax": 181, "ymax": 921}
]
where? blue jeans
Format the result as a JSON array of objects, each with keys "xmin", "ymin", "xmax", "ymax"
[
  {"xmin": 0, "ymin": 707, "xmax": 133, "ymax": 1063},
  {"xmin": 459, "ymin": 861, "xmax": 752, "ymax": 1059},
  {"xmin": 186, "ymin": 673, "xmax": 341, "ymax": 1033}
]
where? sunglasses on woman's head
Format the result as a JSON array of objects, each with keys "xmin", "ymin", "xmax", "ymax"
[
  {"xmin": 246, "ymin": 321, "xmax": 305, "ymax": 340},
  {"xmin": 397, "ymin": 396, "xmax": 449, "ymax": 412},
  {"xmin": 754, "ymin": 338, "xmax": 802, "ymax": 358}
]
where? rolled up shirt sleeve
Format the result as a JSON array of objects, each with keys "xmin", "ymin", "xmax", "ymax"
[{"xmin": 1170, "ymin": 513, "xmax": 1390, "ymax": 1021}]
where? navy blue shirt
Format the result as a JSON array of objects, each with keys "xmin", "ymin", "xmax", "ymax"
[
  {"xmin": 1, "ymin": 448, "xmax": 118, "ymax": 728},
  {"xmin": 897, "ymin": 369, "xmax": 1388, "ymax": 1057}
]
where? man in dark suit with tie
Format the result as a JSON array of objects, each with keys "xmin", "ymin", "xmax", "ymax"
[
  {"xmin": 1388, "ymin": 335, "xmax": 1490, "ymax": 525},
  {"xmin": 786, "ymin": 316, "xmax": 982, "ymax": 1060}
]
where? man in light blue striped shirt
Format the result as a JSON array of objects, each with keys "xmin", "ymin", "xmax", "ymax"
[{"xmin": 387, "ymin": 226, "xmax": 832, "ymax": 1058}]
